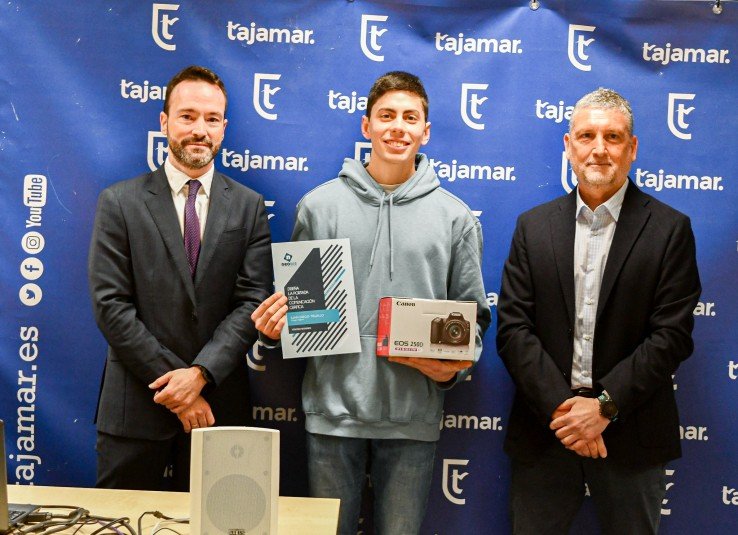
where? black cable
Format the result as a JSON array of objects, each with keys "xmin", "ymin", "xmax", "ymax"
[
  {"xmin": 23, "ymin": 513, "xmax": 51, "ymax": 523},
  {"xmin": 138, "ymin": 510, "xmax": 172, "ymax": 535},
  {"xmin": 88, "ymin": 516, "xmax": 132, "ymax": 535},
  {"xmin": 15, "ymin": 507, "xmax": 87, "ymax": 534},
  {"xmin": 18, "ymin": 505, "xmax": 182, "ymax": 535},
  {"xmin": 69, "ymin": 517, "xmax": 103, "ymax": 535},
  {"xmin": 151, "ymin": 528, "xmax": 185, "ymax": 535},
  {"xmin": 15, "ymin": 506, "xmax": 137, "ymax": 535}
]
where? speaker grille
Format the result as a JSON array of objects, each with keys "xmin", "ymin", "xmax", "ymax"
[{"xmin": 205, "ymin": 474, "xmax": 266, "ymax": 532}]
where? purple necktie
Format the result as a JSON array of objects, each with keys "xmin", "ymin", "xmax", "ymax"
[{"xmin": 184, "ymin": 179, "xmax": 202, "ymax": 278}]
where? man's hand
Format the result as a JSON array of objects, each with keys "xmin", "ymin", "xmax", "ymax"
[
  {"xmin": 251, "ymin": 292, "xmax": 288, "ymax": 341},
  {"xmin": 388, "ymin": 357, "xmax": 472, "ymax": 383},
  {"xmin": 552, "ymin": 404, "xmax": 569, "ymax": 420},
  {"xmin": 149, "ymin": 367, "xmax": 207, "ymax": 413},
  {"xmin": 567, "ymin": 434, "xmax": 608, "ymax": 458},
  {"xmin": 550, "ymin": 397, "xmax": 609, "ymax": 457},
  {"xmin": 177, "ymin": 395, "xmax": 215, "ymax": 433}
]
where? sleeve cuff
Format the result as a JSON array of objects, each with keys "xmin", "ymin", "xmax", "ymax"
[{"xmin": 258, "ymin": 331, "xmax": 282, "ymax": 349}]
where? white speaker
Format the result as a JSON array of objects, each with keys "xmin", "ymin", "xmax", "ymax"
[{"xmin": 190, "ymin": 427, "xmax": 280, "ymax": 535}]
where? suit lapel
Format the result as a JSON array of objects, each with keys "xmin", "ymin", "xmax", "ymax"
[
  {"xmin": 144, "ymin": 168, "xmax": 196, "ymax": 304},
  {"xmin": 596, "ymin": 181, "xmax": 651, "ymax": 321},
  {"xmin": 195, "ymin": 172, "xmax": 231, "ymax": 286},
  {"xmin": 550, "ymin": 192, "xmax": 577, "ymax": 328}
]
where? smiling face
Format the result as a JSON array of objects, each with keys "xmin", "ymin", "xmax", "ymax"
[
  {"xmin": 564, "ymin": 106, "xmax": 638, "ymax": 205},
  {"xmin": 361, "ymin": 90, "xmax": 430, "ymax": 184},
  {"xmin": 160, "ymin": 79, "xmax": 228, "ymax": 177}
]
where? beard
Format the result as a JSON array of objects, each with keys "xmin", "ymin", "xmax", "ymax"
[
  {"xmin": 579, "ymin": 170, "xmax": 615, "ymax": 188},
  {"xmin": 571, "ymin": 162, "xmax": 620, "ymax": 189},
  {"xmin": 168, "ymin": 135, "xmax": 221, "ymax": 170}
]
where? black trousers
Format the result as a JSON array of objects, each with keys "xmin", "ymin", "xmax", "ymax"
[
  {"xmin": 510, "ymin": 441, "xmax": 666, "ymax": 535},
  {"xmin": 96, "ymin": 431, "xmax": 192, "ymax": 491}
]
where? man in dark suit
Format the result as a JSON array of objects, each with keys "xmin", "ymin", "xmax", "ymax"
[
  {"xmin": 496, "ymin": 88, "xmax": 701, "ymax": 533},
  {"xmin": 88, "ymin": 65, "xmax": 272, "ymax": 491}
]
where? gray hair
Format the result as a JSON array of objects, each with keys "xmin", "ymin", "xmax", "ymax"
[{"xmin": 569, "ymin": 88, "xmax": 634, "ymax": 135}]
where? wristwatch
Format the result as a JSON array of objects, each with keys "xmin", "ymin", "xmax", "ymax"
[
  {"xmin": 193, "ymin": 365, "xmax": 214, "ymax": 385},
  {"xmin": 597, "ymin": 389, "xmax": 618, "ymax": 421}
]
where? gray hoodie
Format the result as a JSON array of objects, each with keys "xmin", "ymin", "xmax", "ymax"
[{"xmin": 293, "ymin": 154, "xmax": 491, "ymax": 441}]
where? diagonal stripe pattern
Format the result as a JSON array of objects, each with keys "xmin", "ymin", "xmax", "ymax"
[
  {"xmin": 184, "ymin": 179, "xmax": 202, "ymax": 278},
  {"xmin": 291, "ymin": 244, "xmax": 349, "ymax": 353}
]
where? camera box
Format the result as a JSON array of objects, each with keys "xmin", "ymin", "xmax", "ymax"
[{"xmin": 376, "ymin": 297, "xmax": 476, "ymax": 360}]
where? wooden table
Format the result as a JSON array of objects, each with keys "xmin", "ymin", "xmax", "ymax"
[{"xmin": 8, "ymin": 485, "xmax": 338, "ymax": 534}]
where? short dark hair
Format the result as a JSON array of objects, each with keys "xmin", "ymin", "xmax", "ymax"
[
  {"xmin": 366, "ymin": 71, "xmax": 429, "ymax": 121},
  {"xmin": 163, "ymin": 65, "xmax": 227, "ymax": 114}
]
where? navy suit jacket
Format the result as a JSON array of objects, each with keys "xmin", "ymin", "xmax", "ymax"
[
  {"xmin": 89, "ymin": 167, "xmax": 272, "ymax": 439},
  {"xmin": 496, "ymin": 180, "xmax": 701, "ymax": 466}
]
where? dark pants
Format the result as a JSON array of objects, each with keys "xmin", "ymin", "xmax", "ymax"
[
  {"xmin": 510, "ymin": 442, "xmax": 666, "ymax": 535},
  {"xmin": 96, "ymin": 431, "xmax": 192, "ymax": 491}
]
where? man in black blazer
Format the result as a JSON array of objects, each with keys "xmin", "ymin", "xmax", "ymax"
[
  {"xmin": 88, "ymin": 66, "xmax": 272, "ymax": 491},
  {"xmin": 497, "ymin": 88, "xmax": 700, "ymax": 533}
]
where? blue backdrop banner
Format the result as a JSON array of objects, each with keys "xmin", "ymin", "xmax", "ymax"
[{"xmin": 1, "ymin": 1, "xmax": 736, "ymax": 533}]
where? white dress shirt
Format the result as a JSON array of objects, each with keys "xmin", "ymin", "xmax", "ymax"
[
  {"xmin": 571, "ymin": 180, "xmax": 628, "ymax": 389},
  {"xmin": 164, "ymin": 158, "xmax": 214, "ymax": 240}
]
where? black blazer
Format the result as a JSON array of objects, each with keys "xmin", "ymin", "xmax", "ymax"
[
  {"xmin": 497, "ymin": 181, "xmax": 701, "ymax": 466},
  {"xmin": 89, "ymin": 167, "xmax": 272, "ymax": 439}
]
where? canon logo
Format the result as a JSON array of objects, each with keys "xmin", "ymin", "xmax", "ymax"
[{"xmin": 396, "ymin": 301, "xmax": 415, "ymax": 307}]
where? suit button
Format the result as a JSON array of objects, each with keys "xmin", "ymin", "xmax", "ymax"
[{"xmin": 191, "ymin": 312, "xmax": 197, "ymax": 322}]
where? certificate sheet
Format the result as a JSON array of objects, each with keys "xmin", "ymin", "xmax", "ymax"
[{"xmin": 272, "ymin": 239, "xmax": 361, "ymax": 358}]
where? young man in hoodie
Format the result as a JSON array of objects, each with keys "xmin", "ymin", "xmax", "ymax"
[{"xmin": 252, "ymin": 71, "xmax": 490, "ymax": 534}]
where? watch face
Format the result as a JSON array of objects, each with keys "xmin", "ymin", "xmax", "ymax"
[{"xmin": 599, "ymin": 397, "xmax": 618, "ymax": 419}]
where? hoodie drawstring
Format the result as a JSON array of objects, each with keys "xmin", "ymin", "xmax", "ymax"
[
  {"xmin": 367, "ymin": 191, "xmax": 395, "ymax": 281},
  {"xmin": 388, "ymin": 194, "xmax": 394, "ymax": 281},
  {"xmin": 368, "ymin": 191, "xmax": 385, "ymax": 271}
]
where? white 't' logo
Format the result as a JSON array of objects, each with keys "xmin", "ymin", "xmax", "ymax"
[
  {"xmin": 728, "ymin": 361, "xmax": 738, "ymax": 380},
  {"xmin": 354, "ymin": 141, "xmax": 372, "ymax": 163},
  {"xmin": 442, "ymin": 459, "xmax": 470, "ymax": 505},
  {"xmin": 567, "ymin": 24, "xmax": 596, "ymax": 71},
  {"xmin": 264, "ymin": 200, "xmax": 276, "ymax": 221},
  {"xmin": 561, "ymin": 151, "xmax": 578, "ymax": 193},
  {"xmin": 661, "ymin": 469, "xmax": 676, "ymax": 515},
  {"xmin": 253, "ymin": 73, "xmax": 282, "ymax": 121},
  {"xmin": 151, "ymin": 3, "xmax": 180, "ymax": 51},
  {"xmin": 247, "ymin": 341, "xmax": 267, "ymax": 372},
  {"xmin": 460, "ymin": 83, "xmax": 489, "ymax": 130},
  {"xmin": 360, "ymin": 14, "xmax": 389, "ymax": 62},
  {"xmin": 147, "ymin": 131, "xmax": 168, "ymax": 172},
  {"xmin": 667, "ymin": 93, "xmax": 695, "ymax": 140}
]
